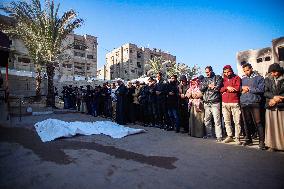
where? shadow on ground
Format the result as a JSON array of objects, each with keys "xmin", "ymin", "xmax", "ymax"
[{"xmin": 0, "ymin": 125, "xmax": 178, "ymax": 169}]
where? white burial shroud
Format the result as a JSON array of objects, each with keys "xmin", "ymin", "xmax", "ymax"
[{"xmin": 34, "ymin": 119, "xmax": 146, "ymax": 142}]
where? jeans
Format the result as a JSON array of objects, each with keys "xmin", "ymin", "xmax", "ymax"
[
  {"xmin": 204, "ymin": 102, "xmax": 222, "ymax": 138},
  {"xmin": 168, "ymin": 108, "xmax": 180, "ymax": 130},
  {"xmin": 63, "ymin": 97, "xmax": 69, "ymax": 109}
]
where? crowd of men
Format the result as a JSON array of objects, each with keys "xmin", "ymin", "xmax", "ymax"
[{"xmin": 61, "ymin": 62, "xmax": 284, "ymax": 152}]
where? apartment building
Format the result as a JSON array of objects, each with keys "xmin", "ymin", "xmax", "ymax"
[
  {"xmin": 9, "ymin": 32, "xmax": 98, "ymax": 79},
  {"xmin": 105, "ymin": 43, "xmax": 176, "ymax": 80}
]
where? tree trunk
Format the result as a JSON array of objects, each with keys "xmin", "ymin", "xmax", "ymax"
[
  {"xmin": 35, "ymin": 70, "xmax": 42, "ymax": 101},
  {"xmin": 46, "ymin": 62, "xmax": 55, "ymax": 107}
]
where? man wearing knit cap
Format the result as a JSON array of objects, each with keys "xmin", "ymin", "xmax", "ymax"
[
  {"xmin": 220, "ymin": 65, "xmax": 242, "ymax": 145},
  {"xmin": 264, "ymin": 63, "xmax": 284, "ymax": 151}
]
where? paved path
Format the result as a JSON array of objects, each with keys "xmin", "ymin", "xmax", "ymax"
[{"xmin": 0, "ymin": 113, "xmax": 283, "ymax": 189}]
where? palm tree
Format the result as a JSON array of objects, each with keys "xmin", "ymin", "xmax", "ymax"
[
  {"xmin": 1, "ymin": 0, "xmax": 83, "ymax": 107},
  {"xmin": 145, "ymin": 56, "xmax": 163, "ymax": 76},
  {"xmin": 185, "ymin": 64, "xmax": 201, "ymax": 80}
]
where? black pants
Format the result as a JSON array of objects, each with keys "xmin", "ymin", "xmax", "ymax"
[
  {"xmin": 179, "ymin": 103, "xmax": 189, "ymax": 132},
  {"xmin": 140, "ymin": 103, "xmax": 149, "ymax": 125},
  {"xmin": 148, "ymin": 102, "xmax": 157, "ymax": 126},
  {"xmin": 241, "ymin": 105, "xmax": 264, "ymax": 143},
  {"xmin": 156, "ymin": 101, "xmax": 167, "ymax": 126}
]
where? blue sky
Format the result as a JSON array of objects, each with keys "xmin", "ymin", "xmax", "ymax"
[{"xmin": 4, "ymin": 0, "xmax": 284, "ymax": 75}]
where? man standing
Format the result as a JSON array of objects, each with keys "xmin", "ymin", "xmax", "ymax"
[
  {"xmin": 115, "ymin": 79, "xmax": 128, "ymax": 125},
  {"xmin": 200, "ymin": 66, "xmax": 223, "ymax": 142},
  {"xmin": 133, "ymin": 81, "xmax": 142, "ymax": 123},
  {"xmin": 111, "ymin": 82, "xmax": 118, "ymax": 121},
  {"xmin": 178, "ymin": 75, "xmax": 189, "ymax": 133},
  {"xmin": 240, "ymin": 63, "xmax": 265, "ymax": 150},
  {"xmin": 101, "ymin": 82, "xmax": 111, "ymax": 118},
  {"xmin": 148, "ymin": 77, "xmax": 157, "ymax": 127},
  {"xmin": 220, "ymin": 65, "xmax": 242, "ymax": 145},
  {"xmin": 138, "ymin": 81, "xmax": 150, "ymax": 126},
  {"xmin": 155, "ymin": 72, "xmax": 168, "ymax": 129},
  {"xmin": 167, "ymin": 75, "xmax": 180, "ymax": 132},
  {"xmin": 126, "ymin": 81, "xmax": 135, "ymax": 123}
]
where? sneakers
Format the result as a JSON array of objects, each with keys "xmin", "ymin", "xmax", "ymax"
[
  {"xmin": 223, "ymin": 136, "xmax": 234, "ymax": 143},
  {"xmin": 216, "ymin": 138, "xmax": 222, "ymax": 142}
]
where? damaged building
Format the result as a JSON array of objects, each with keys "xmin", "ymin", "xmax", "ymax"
[{"xmin": 237, "ymin": 36, "xmax": 284, "ymax": 77}]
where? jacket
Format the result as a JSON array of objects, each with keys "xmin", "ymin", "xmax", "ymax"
[
  {"xmin": 179, "ymin": 83, "xmax": 189, "ymax": 106},
  {"xmin": 240, "ymin": 71, "xmax": 264, "ymax": 106},
  {"xmin": 200, "ymin": 72, "xmax": 223, "ymax": 103},
  {"xmin": 138, "ymin": 85, "xmax": 149, "ymax": 105},
  {"xmin": 155, "ymin": 79, "xmax": 167, "ymax": 102},
  {"xmin": 133, "ymin": 86, "xmax": 141, "ymax": 104},
  {"xmin": 220, "ymin": 74, "xmax": 241, "ymax": 103},
  {"xmin": 167, "ymin": 81, "xmax": 179, "ymax": 108},
  {"xmin": 264, "ymin": 74, "xmax": 284, "ymax": 110}
]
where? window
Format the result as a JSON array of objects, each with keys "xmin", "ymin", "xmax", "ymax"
[
  {"xmin": 131, "ymin": 69, "xmax": 135, "ymax": 73},
  {"xmin": 74, "ymin": 66, "xmax": 83, "ymax": 69},
  {"xmin": 264, "ymin": 56, "xmax": 271, "ymax": 61},
  {"xmin": 63, "ymin": 63, "xmax": 72, "ymax": 68},
  {"xmin": 74, "ymin": 44, "xmax": 86, "ymax": 50},
  {"xmin": 137, "ymin": 62, "xmax": 141, "ymax": 68},
  {"xmin": 256, "ymin": 58, "xmax": 262, "ymax": 63},
  {"xmin": 137, "ymin": 52, "xmax": 142, "ymax": 58},
  {"xmin": 74, "ymin": 51, "xmax": 85, "ymax": 57},
  {"xmin": 130, "ymin": 49, "xmax": 133, "ymax": 53},
  {"xmin": 87, "ymin": 55, "xmax": 93, "ymax": 59},
  {"xmin": 279, "ymin": 47, "xmax": 284, "ymax": 61},
  {"xmin": 125, "ymin": 70, "xmax": 128, "ymax": 74},
  {"xmin": 73, "ymin": 40, "xmax": 87, "ymax": 50},
  {"xmin": 18, "ymin": 57, "xmax": 30, "ymax": 63}
]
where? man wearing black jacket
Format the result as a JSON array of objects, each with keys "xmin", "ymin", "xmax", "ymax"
[
  {"xmin": 167, "ymin": 75, "xmax": 180, "ymax": 132},
  {"xmin": 155, "ymin": 72, "xmax": 168, "ymax": 129},
  {"xmin": 200, "ymin": 66, "xmax": 223, "ymax": 142},
  {"xmin": 115, "ymin": 79, "xmax": 128, "ymax": 125}
]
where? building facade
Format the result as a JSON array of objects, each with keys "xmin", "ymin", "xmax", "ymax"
[
  {"xmin": 9, "ymin": 33, "xmax": 98, "ymax": 79},
  {"xmin": 105, "ymin": 43, "xmax": 176, "ymax": 80},
  {"xmin": 236, "ymin": 37, "xmax": 284, "ymax": 77}
]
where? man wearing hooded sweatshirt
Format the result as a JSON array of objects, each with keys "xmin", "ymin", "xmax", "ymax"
[
  {"xmin": 240, "ymin": 63, "xmax": 265, "ymax": 150},
  {"xmin": 200, "ymin": 66, "xmax": 223, "ymax": 142},
  {"xmin": 220, "ymin": 65, "xmax": 242, "ymax": 145}
]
